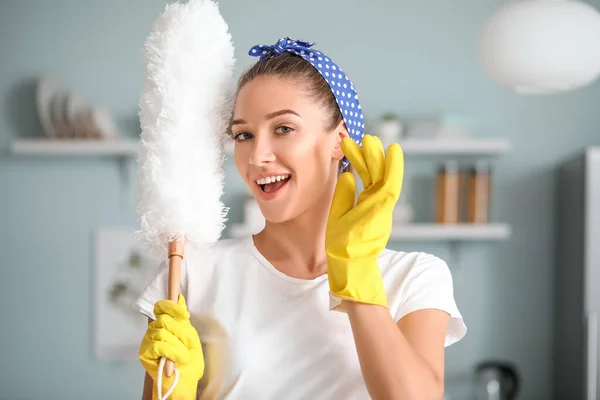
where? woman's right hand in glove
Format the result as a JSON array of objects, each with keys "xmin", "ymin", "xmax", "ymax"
[{"xmin": 139, "ymin": 294, "xmax": 204, "ymax": 400}]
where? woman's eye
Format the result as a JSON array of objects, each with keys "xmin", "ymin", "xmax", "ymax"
[
  {"xmin": 276, "ymin": 126, "xmax": 294, "ymax": 135},
  {"xmin": 233, "ymin": 132, "xmax": 252, "ymax": 141}
]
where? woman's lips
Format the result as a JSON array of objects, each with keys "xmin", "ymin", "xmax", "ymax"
[{"xmin": 256, "ymin": 176, "xmax": 291, "ymax": 201}]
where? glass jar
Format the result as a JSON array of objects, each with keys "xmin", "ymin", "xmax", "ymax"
[
  {"xmin": 466, "ymin": 161, "xmax": 492, "ymax": 224},
  {"xmin": 436, "ymin": 160, "xmax": 461, "ymax": 224}
]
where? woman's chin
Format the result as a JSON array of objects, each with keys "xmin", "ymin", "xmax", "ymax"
[
  {"xmin": 261, "ymin": 209, "xmax": 294, "ymax": 225},
  {"xmin": 257, "ymin": 200, "xmax": 302, "ymax": 225}
]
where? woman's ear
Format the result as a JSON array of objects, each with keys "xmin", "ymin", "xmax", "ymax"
[{"xmin": 332, "ymin": 120, "xmax": 349, "ymax": 161}]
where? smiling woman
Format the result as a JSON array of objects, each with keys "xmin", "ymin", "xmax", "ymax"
[
  {"xmin": 135, "ymin": 37, "xmax": 467, "ymax": 400},
  {"xmin": 230, "ymin": 67, "xmax": 346, "ymax": 222}
]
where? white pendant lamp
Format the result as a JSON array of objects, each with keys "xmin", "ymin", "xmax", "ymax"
[{"xmin": 478, "ymin": 0, "xmax": 600, "ymax": 94}]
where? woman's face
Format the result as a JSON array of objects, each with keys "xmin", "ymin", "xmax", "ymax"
[{"xmin": 231, "ymin": 75, "xmax": 346, "ymax": 224}]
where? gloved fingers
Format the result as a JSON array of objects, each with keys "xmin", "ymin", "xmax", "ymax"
[
  {"xmin": 141, "ymin": 326, "xmax": 193, "ymax": 365},
  {"xmin": 362, "ymin": 135, "xmax": 385, "ymax": 184},
  {"xmin": 341, "ymin": 137, "xmax": 371, "ymax": 188},
  {"xmin": 329, "ymin": 172, "xmax": 356, "ymax": 221},
  {"xmin": 154, "ymin": 296, "xmax": 190, "ymax": 321},
  {"xmin": 142, "ymin": 343, "xmax": 191, "ymax": 367},
  {"xmin": 151, "ymin": 314, "xmax": 201, "ymax": 350},
  {"xmin": 383, "ymin": 143, "xmax": 404, "ymax": 199}
]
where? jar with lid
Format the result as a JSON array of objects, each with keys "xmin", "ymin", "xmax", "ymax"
[
  {"xmin": 436, "ymin": 160, "xmax": 461, "ymax": 224},
  {"xmin": 466, "ymin": 161, "xmax": 492, "ymax": 224}
]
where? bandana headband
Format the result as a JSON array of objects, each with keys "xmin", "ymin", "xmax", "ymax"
[{"xmin": 248, "ymin": 37, "xmax": 365, "ymax": 170}]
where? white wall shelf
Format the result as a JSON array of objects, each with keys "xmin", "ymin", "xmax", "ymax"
[
  {"xmin": 390, "ymin": 223, "xmax": 511, "ymax": 241},
  {"xmin": 228, "ymin": 222, "xmax": 511, "ymax": 241},
  {"xmin": 223, "ymin": 137, "xmax": 509, "ymax": 156},
  {"xmin": 396, "ymin": 138, "xmax": 510, "ymax": 155},
  {"xmin": 9, "ymin": 138, "xmax": 140, "ymax": 156}
]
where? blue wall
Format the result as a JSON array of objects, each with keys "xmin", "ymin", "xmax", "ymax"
[{"xmin": 2, "ymin": 1, "xmax": 600, "ymax": 399}]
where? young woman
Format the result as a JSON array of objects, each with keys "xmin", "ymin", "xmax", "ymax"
[{"xmin": 136, "ymin": 37, "xmax": 466, "ymax": 400}]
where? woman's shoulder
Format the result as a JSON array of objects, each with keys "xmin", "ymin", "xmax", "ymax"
[
  {"xmin": 377, "ymin": 248, "xmax": 450, "ymax": 282},
  {"xmin": 379, "ymin": 248, "xmax": 466, "ymax": 347}
]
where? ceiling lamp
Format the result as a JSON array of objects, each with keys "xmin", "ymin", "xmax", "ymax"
[{"xmin": 478, "ymin": 0, "xmax": 600, "ymax": 94}]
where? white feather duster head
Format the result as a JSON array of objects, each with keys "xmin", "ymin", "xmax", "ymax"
[{"xmin": 136, "ymin": 0, "xmax": 235, "ymax": 261}]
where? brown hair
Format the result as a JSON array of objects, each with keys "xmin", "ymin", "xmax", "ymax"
[{"xmin": 233, "ymin": 52, "xmax": 351, "ymax": 173}]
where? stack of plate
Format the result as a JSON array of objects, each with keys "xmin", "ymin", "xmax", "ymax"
[{"xmin": 36, "ymin": 76, "xmax": 120, "ymax": 140}]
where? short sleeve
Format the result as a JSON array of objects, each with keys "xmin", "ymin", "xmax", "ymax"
[
  {"xmin": 393, "ymin": 253, "xmax": 467, "ymax": 347},
  {"xmin": 132, "ymin": 259, "xmax": 187, "ymax": 321}
]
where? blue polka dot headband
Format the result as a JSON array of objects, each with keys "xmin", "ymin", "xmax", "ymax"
[{"xmin": 248, "ymin": 37, "xmax": 365, "ymax": 170}]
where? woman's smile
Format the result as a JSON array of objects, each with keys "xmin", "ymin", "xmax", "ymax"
[{"xmin": 253, "ymin": 173, "xmax": 292, "ymax": 201}]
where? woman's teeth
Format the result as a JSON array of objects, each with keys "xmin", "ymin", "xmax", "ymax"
[{"xmin": 255, "ymin": 174, "xmax": 291, "ymax": 185}]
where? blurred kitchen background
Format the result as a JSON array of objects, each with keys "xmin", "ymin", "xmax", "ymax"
[{"xmin": 2, "ymin": 0, "xmax": 600, "ymax": 399}]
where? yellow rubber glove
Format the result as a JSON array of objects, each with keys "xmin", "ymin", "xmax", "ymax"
[
  {"xmin": 326, "ymin": 134, "xmax": 404, "ymax": 309},
  {"xmin": 139, "ymin": 294, "xmax": 204, "ymax": 400}
]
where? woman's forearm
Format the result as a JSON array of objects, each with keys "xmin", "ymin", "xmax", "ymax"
[
  {"xmin": 346, "ymin": 302, "xmax": 444, "ymax": 400},
  {"xmin": 142, "ymin": 371, "xmax": 153, "ymax": 400}
]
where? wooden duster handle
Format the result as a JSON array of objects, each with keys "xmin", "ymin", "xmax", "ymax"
[{"xmin": 165, "ymin": 240, "xmax": 184, "ymax": 377}]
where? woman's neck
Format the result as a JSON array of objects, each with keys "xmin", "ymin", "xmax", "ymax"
[{"xmin": 253, "ymin": 185, "xmax": 335, "ymax": 280}]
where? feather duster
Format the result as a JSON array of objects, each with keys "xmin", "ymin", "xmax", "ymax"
[
  {"xmin": 135, "ymin": 0, "xmax": 235, "ymax": 391},
  {"xmin": 137, "ymin": 0, "xmax": 235, "ymax": 260}
]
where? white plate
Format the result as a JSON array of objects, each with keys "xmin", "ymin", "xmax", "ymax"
[
  {"xmin": 36, "ymin": 76, "xmax": 61, "ymax": 138},
  {"xmin": 89, "ymin": 107, "xmax": 119, "ymax": 138},
  {"xmin": 66, "ymin": 92, "xmax": 88, "ymax": 138},
  {"xmin": 50, "ymin": 90, "xmax": 70, "ymax": 138}
]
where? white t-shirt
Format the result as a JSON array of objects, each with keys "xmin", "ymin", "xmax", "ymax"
[{"xmin": 134, "ymin": 235, "xmax": 466, "ymax": 400}]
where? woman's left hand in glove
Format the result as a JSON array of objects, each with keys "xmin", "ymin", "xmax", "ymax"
[{"xmin": 325, "ymin": 134, "xmax": 404, "ymax": 310}]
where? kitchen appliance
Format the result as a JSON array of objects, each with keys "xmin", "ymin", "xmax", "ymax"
[
  {"xmin": 474, "ymin": 361, "xmax": 519, "ymax": 400},
  {"xmin": 554, "ymin": 147, "xmax": 600, "ymax": 400}
]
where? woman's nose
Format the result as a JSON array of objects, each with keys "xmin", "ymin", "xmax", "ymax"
[{"xmin": 249, "ymin": 138, "xmax": 276, "ymax": 166}]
